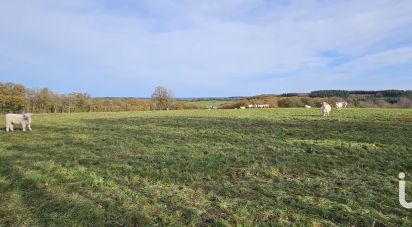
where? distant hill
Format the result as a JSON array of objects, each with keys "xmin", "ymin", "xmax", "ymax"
[{"xmin": 93, "ymin": 90, "xmax": 411, "ymax": 100}]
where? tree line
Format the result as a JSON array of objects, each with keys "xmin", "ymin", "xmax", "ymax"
[
  {"xmin": 309, "ymin": 89, "xmax": 411, "ymax": 98},
  {"xmin": 1, "ymin": 82, "xmax": 411, "ymax": 113},
  {"xmin": 219, "ymin": 94, "xmax": 412, "ymax": 109},
  {"xmin": 0, "ymin": 82, "xmax": 201, "ymax": 113}
]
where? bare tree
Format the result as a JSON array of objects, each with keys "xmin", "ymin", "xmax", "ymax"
[
  {"xmin": 25, "ymin": 89, "xmax": 39, "ymax": 113},
  {"xmin": 396, "ymin": 97, "xmax": 412, "ymax": 108},
  {"xmin": 151, "ymin": 86, "xmax": 173, "ymax": 110}
]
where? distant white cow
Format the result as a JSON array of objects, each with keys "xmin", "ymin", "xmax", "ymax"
[
  {"xmin": 335, "ymin": 102, "xmax": 348, "ymax": 111},
  {"xmin": 240, "ymin": 106, "xmax": 246, "ymax": 109},
  {"xmin": 305, "ymin": 105, "xmax": 312, "ymax": 108},
  {"xmin": 335, "ymin": 102, "xmax": 343, "ymax": 110},
  {"xmin": 247, "ymin": 104, "xmax": 269, "ymax": 108},
  {"xmin": 320, "ymin": 102, "xmax": 332, "ymax": 117},
  {"xmin": 5, "ymin": 113, "xmax": 32, "ymax": 132},
  {"xmin": 257, "ymin": 104, "xmax": 270, "ymax": 108}
]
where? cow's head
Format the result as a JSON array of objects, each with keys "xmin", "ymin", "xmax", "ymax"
[{"xmin": 23, "ymin": 113, "xmax": 32, "ymax": 123}]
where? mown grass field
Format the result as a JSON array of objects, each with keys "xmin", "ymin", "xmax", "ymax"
[{"xmin": 0, "ymin": 108, "xmax": 411, "ymax": 226}]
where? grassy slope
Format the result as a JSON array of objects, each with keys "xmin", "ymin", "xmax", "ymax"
[{"xmin": 0, "ymin": 108, "xmax": 411, "ymax": 226}]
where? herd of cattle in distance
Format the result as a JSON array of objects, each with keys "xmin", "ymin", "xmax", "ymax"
[
  {"xmin": 4, "ymin": 102, "xmax": 348, "ymax": 132},
  {"xmin": 209, "ymin": 101, "xmax": 348, "ymax": 117},
  {"xmin": 322, "ymin": 101, "xmax": 348, "ymax": 116}
]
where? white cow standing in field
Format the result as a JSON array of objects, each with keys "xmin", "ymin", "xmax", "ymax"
[
  {"xmin": 257, "ymin": 104, "xmax": 270, "ymax": 108},
  {"xmin": 247, "ymin": 104, "xmax": 269, "ymax": 108},
  {"xmin": 320, "ymin": 102, "xmax": 332, "ymax": 117},
  {"xmin": 5, "ymin": 113, "xmax": 32, "ymax": 132},
  {"xmin": 335, "ymin": 102, "xmax": 348, "ymax": 110},
  {"xmin": 305, "ymin": 105, "xmax": 312, "ymax": 108}
]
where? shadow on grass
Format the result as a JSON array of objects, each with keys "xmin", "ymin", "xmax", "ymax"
[
  {"xmin": 0, "ymin": 151, "xmax": 156, "ymax": 226},
  {"xmin": 0, "ymin": 153, "xmax": 112, "ymax": 225}
]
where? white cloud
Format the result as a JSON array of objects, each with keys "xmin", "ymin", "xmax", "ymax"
[
  {"xmin": 0, "ymin": 0, "xmax": 412, "ymax": 96},
  {"xmin": 336, "ymin": 46, "xmax": 412, "ymax": 73}
]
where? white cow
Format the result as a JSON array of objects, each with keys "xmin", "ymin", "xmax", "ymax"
[
  {"xmin": 335, "ymin": 102, "xmax": 348, "ymax": 111},
  {"xmin": 240, "ymin": 106, "xmax": 246, "ymax": 109},
  {"xmin": 320, "ymin": 102, "xmax": 332, "ymax": 117},
  {"xmin": 305, "ymin": 105, "xmax": 312, "ymax": 108},
  {"xmin": 5, "ymin": 113, "xmax": 32, "ymax": 132},
  {"xmin": 257, "ymin": 104, "xmax": 270, "ymax": 108},
  {"xmin": 247, "ymin": 104, "xmax": 254, "ymax": 108}
]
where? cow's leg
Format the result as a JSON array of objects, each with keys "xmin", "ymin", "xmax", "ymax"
[
  {"xmin": 6, "ymin": 124, "xmax": 9, "ymax": 132},
  {"xmin": 10, "ymin": 124, "xmax": 14, "ymax": 131},
  {"xmin": 22, "ymin": 123, "xmax": 26, "ymax": 132},
  {"xmin": 28, "ymin": 124, "xmax": 32, "ymax": 131}
]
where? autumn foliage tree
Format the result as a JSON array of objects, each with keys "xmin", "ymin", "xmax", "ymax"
[
  {"xmin": 1, "ymin": 82, "xmax": 411, "ymax": 113},
  {"xmin": 0, "ymin": 83, "xmax": 28, "ymax": 113}
]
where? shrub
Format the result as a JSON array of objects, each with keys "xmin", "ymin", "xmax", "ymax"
[
  {"xmin": 358, "ymin": 100, "xmax": 376, "ymax": 108},
  {"xmin": 375, "ymin": 99, "xmax": 392, "ymax": 108},
  {"xmin": 396, "ymin": 97, "xmax": 412, "ymax": 108},
  {"xmin": 278, "ymin": 97, "xmax": 304, "ymax": 107}
]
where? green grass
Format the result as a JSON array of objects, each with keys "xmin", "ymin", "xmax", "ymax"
[
  {"xmin": 0, "ymin": 108, "xmax": 412, "ymax": 226},
  {"xmin": 189, "ymin": 100, "xmax": 233, "ymax": 107}
]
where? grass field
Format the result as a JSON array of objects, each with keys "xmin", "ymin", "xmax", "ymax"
[
  {"xmin": 189, "ymin": 100, "xmax": 233, "ymax": 107},
  {"xmin": 0, "ymin": 108, "xmax": 412, "ymax": 226}
]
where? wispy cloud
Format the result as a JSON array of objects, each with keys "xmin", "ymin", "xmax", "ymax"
[
  {"xmin": 0, "ymin": 0, "xmax": 411, "ymax": 96},
  {"xmin": 336, "ymin": 46, "xmax": 412, "ymax": 73}
]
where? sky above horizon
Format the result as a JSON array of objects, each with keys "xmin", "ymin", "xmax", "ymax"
[{"xmin": 1, "ymin": 0, "xmax": 412, "ymax": 97}]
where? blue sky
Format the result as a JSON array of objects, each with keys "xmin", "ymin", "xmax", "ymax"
[{"xmin": 0, "ymin": 0, "xmax": 411, "ymax": 97}]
